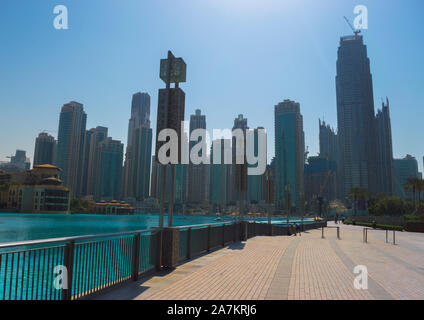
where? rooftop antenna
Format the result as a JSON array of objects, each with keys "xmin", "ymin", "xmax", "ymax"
[{"xmin": 343, "ymin": 16, "xmax": 361, "ymax": 36}]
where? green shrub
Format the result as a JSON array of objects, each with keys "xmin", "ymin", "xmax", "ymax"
[{"xmin": 343, "ymin": 220, "xmax": 403, "ymax": 231}]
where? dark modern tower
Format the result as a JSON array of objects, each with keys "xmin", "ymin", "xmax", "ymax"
[
  {"xmin": 231, "ymin": 114, "xmax": 248, "ymax": 207},
  {"xmin": 336, "ymin": 34, "xmax": 377, "ymax": 198},
  {"xmin": 33, "ymin": 132, "xmax": 56, "ymax": 166},
  {"xmin": 375, "ymin": 98, "xmax": 395, "ymax": 195},
  {"xmin": 56, "ymin": 101, "xmax": 87, "ymax": 196},
  {"xmin": 319, "ymin": 120, "xmax": 338, "ymax": 162},
  {"xmin": 122, "ymin": 93, "xmax": 152, "ymax": 200},
  {"xmin": 188, "ymin": 109, "xmax": 207, "ymax": 205},
  {"xmin": 127, "ymin": 93, "xmax": 151, "ymax": 149},
  {"xmin": 247, "ymin": 127, "xmax": 266, "ymax": 204},
  {"xmin": 274, "ymin": 100, "xmax": 305, "ymax": 212}
]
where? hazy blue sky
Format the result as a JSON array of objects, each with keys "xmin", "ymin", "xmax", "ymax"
[{"xmin": 1, "ymin": 0, "xmax": 423, "ymax": 172}]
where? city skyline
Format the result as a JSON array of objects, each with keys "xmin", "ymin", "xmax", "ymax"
[{"xmin": 1, "ymin": 0, "xmax": 423, "ymax": 174}]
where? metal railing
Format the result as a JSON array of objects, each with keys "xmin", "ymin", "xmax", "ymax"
[
  {"xmin": 0, "ymin": 229, "xmax": 160, "ymax": 300},
  {"xmin": 363, "ymin": 228, "xmax": 396, "ymax": 245},
  {"xmin": 177, "ymin": 221, "xmax": 238, "ymax": 261},
  {"xmin": 0, "ymin": 219, "xmax": 327, "ymax": 300}
]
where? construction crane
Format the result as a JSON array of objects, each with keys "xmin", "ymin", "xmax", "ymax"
[{"xmin": 344, "ymin": 16, "xmax": 361, "ymax": 36}]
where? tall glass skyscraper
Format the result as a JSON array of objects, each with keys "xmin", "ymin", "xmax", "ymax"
[
  {"xmin": 80, "ymin": 126, "xmax": 108, "ymax": 197},
  {"xmin": 188, "ymin": 109, "xmax": 207, "ymax": 204},
  {"xmin": 375, "ymin": 98, "xmax": 395, "ymax": 196},
  {"xmin": 33, "ymin": 133, "xmax": 56, "ymax": 166},
  {"xmin": 122, "ymin": 93, "xmax": 152, "ymax": 200},
  {"xmin": 336, "ymin": 35, "xmax": 377, "ymax": 198},
  {"xmin": 274, "ymin": 100, "xmax": 305, "ymax": 212},
  {"xmin": 94, "ymin": 138, "xmax": 123, "ymax": 201},
  {"xmin": 56, "ymin": 101, "xmax": 87, "ymax": 196}
]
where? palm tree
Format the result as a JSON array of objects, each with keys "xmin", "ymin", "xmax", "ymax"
[
  {"xmin": 348, "ymin": 187, "xmax": 367, "ymax": 216},
  {"xmin": 403, "ymin": 177, "xmax": 421, "ymax": 209},
  {"xmin": 417, "ymin": 179, "xmax": 424, "ymax": 206}
]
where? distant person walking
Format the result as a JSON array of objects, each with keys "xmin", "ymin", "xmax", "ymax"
[{"xmin": 334, "ymin": 214, "xmax": 338, "ymax": 224}]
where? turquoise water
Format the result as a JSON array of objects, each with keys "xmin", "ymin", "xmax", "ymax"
[
  {"xmin": 0, "ymin": 213, "xmax": 315, "ymax": 300},
  {"xmin": 0, "ymin": 213, "xmax": 314, "ymax": 244},
  {"xmin": 0, "ymin": 213, "xmax": 235, "ymax": 243}
]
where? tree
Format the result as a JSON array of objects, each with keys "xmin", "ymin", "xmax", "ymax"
[
  {"xmin": 403, "ymin": 177, "xmax": 424, "ymax": 210},
  {"xmin": 348, "ymin": 187, "xmax": 368, "ymax": 216}
]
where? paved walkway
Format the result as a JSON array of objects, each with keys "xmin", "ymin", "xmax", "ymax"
[{"xmin": 96, "ymin": 223, "xmax": 424, "ymax": 300}]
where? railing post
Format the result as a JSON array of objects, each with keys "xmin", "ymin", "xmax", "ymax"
[
  {"xmin": 393, "ymin": 230, "xmax": 396, "ymax": 245},
  {"xmin": 207, "ymin": 226, "xmax": 211, "ymax": 252},
  {"xmin": 222, "ymin": 224, "xmax": 225, "ymax": 247},
  {"xmin": 233, "ymin": 223, "xmax": 236, "ymax": 243},
  {"xmin": 321, "ymin": 227, "xmax": 324, "ymax": 239},
  {"xmin": 187, "ymin": 228, "xmax": 192, "ymax": 259},
  {"xmin": 62, "ymin": 240, "xmax": 75, "ymax": 300},
  {"xmin": 386, "ymin": 230, "xmax": 388, "ymax": 243},
  {"xmin": 132, "ymin": 233, "xmax": 141, "ymax": 281},
  {"xmin": 156, "ymin": 230, "xmax": 162, "ymax": 271}
]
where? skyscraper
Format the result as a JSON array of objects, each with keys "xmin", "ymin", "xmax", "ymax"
[
  {"xmin": 319, "ymin": 120, "xmax": 338, "ymax": 162},
  {"xmin": 124, "ymin": 126, "xmax": 152, "ymax": 200},
  {"xmin": 122, "ymin": 93, "xmax": 152, "ymax": 200},
  {"xmin": 231, "ymin": 114, "xmax": 248, "ymax": 207},
  {"xmin": 247, "ymin": 127, "xmax": 266, "ymax": 204},
  {"xmin": 33, "ymin": 133, "xmax": 56, "ymax": 166},
  {"xmin": 210, "ymin": 139, "xmax": 232, "ymax": 212},
  {"xmin": 375, "ymin": 98, "xmax": 395, "ymax": 195},
  {"xmin": 56, "ymin": 101, "xmax": 87, "ymax": 196},
  {"xmin": 274, "ymin": 100, "xmax": 305, "ymax": 212},
  {"xmin": 126, "ymin": 92, "xmax": 151, "ymax": 149},
  {"xmin": 336, "ymin": 34, "xmax": 377, "ymax": 198},
  {"xmin": 394, "ymin": 155, "xmax": 420, "ymax": 199},
  {"xmin": 188, "ymin": 109, "xmax": 207, "ymax": 205},
  {"xmin": 94, "ymin": 138, "xmax": 123, "ymax": 201},
  {"xmin": 80, "ymin": 126, "xmax": 108, "ymax": 197}
]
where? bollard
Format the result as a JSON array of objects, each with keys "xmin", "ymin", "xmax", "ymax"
[
  {"xmin": 321, "ymin": 227, "xmax": 324, "ymax": 239},
  {"xmin": 386, "ymin": 229, "xmax": 388, "ymax": 243},
  {"xmin": 393, "ymin": 230, "xmax": 396, "ymax": 245},
  {"xmin": 337, "ymin": 227, "xmax": 340, "ymax": 240}
]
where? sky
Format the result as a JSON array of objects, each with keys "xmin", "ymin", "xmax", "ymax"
[{"xmin": 0, "ymin": 0, "xmax": 423, "ymax": 172}]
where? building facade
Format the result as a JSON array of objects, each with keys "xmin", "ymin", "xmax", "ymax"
[
  {"xmin": 56, "ymin": 101, "xmax": 87, "ymax": 196},
  {"xmin": 375, "ymin": 98, "xmax": 395, "ymax": 196},
  {"xmin": 122, "ymin": 92, "xmax": 152, "ymax": 200},
  {"xmin": 336, "ymin": 35, "xmax": 378, "ymax": 198},
  {"xmin": 80, "ymin": 126, "xmax": 108, "ymax": 198},
  {"xmin": 94, "ymin": 138, "xmax": 123, "ymax": 201},
  {"xmin": 188, "ymin": 109, "xmax": 207, "ymax": 205},
  {"xmin": 394, "ymin": 155, "xmax": 420, "ymax": 199},
  {"xmin": 33, "ymin": 133, "xmax": 56, "ymax": 166},
  {"xmin": 274, "ymin": 100, "xmax": 305, "ymax": 212}
]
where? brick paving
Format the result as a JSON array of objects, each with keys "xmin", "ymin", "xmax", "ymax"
[{"xmin": 97, "ymin": 223, "xmax": 424, "ymax": 300}]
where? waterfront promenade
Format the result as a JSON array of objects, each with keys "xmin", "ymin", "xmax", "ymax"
[{"xmin": 97, "ymin": 223, "xmax": 424, "ymax": 300}]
